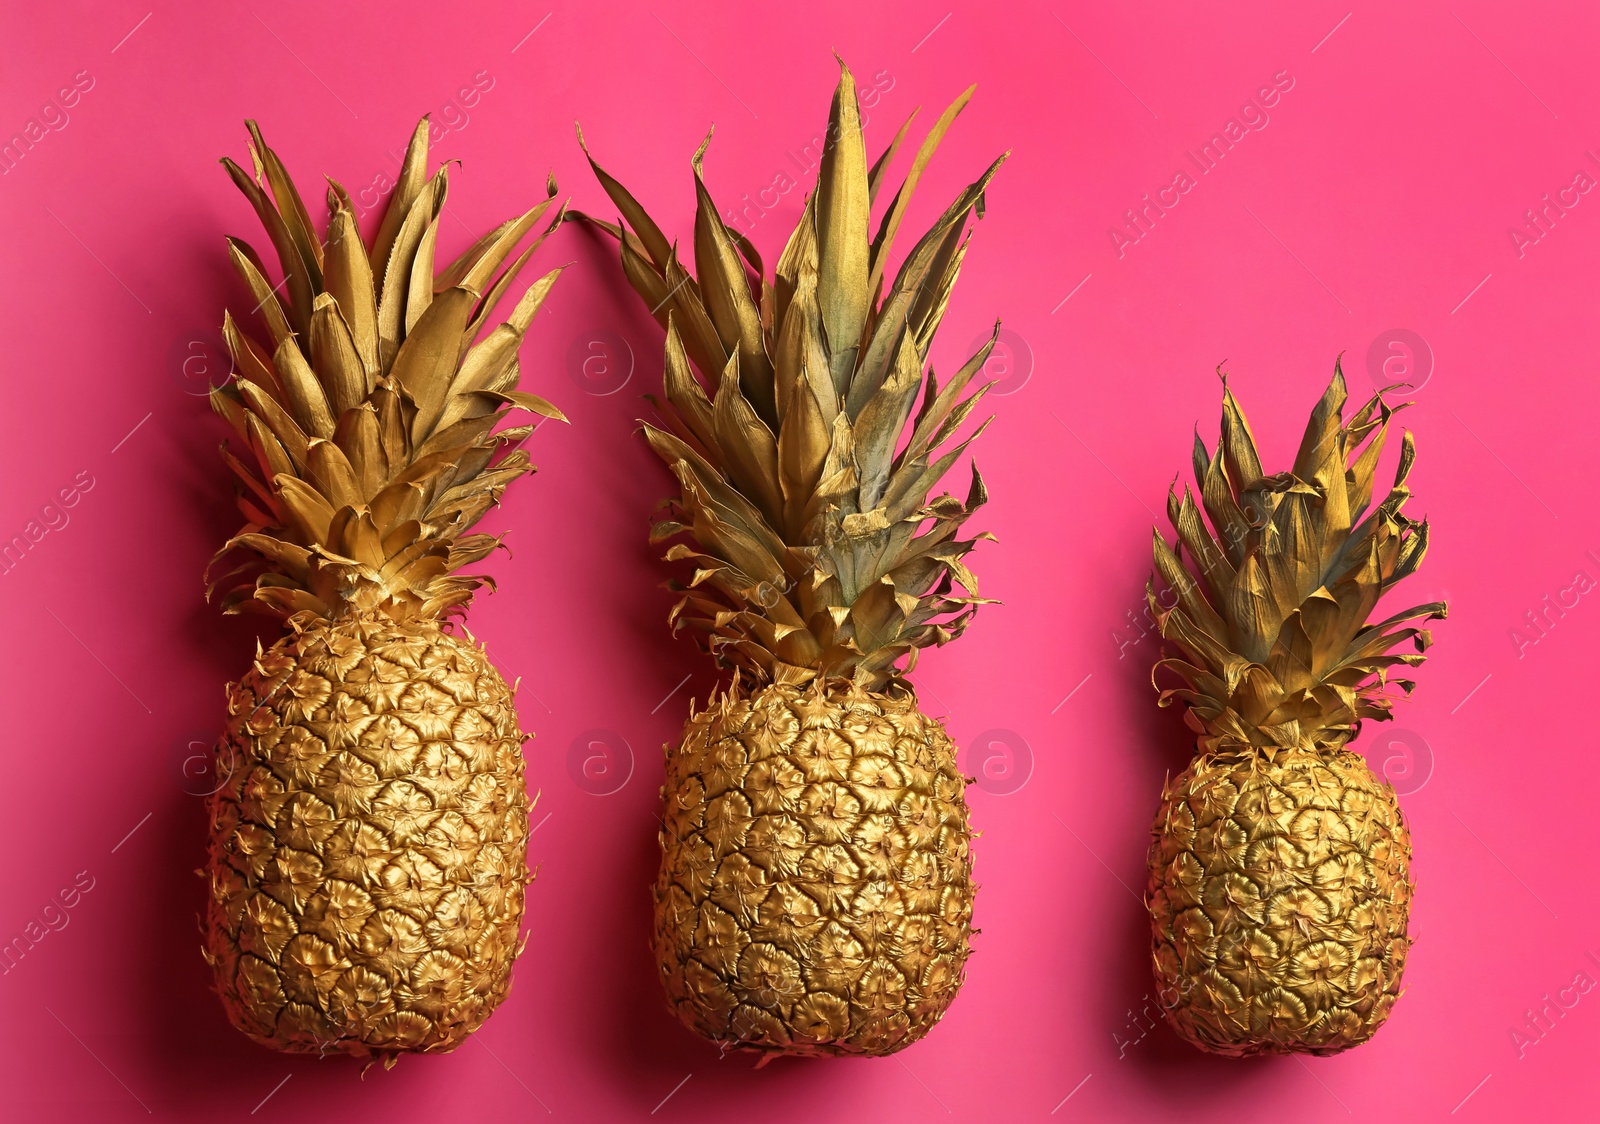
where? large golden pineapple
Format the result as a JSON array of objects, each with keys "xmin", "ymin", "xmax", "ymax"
[
  {"xmin": 201, "ymin": 119, "xmax": 566, "ymax": 1060},
  {"xmin": 1145, "ymin": 369, "xmax": 1446, "ymax": 1056},
  {"xmin": 580, "ymin": 62, "xmax": 1005, "ymax": 1060}
]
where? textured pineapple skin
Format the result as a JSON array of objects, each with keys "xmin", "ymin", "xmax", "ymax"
[
  {"xmin": 653, "ymin": 680, "xmax": 974, "ymax": 1059},
  {"xmin": 1146, "ymin": 747, "xmax": 1413, "ymax": 1056},
  {"xmin": 203, "ymin": 614, "xmax": 531, "ymax": 1058}
]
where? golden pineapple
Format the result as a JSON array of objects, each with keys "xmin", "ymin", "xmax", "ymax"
[
  {"xmin": 201, "ymin": 118, "xmax": 566, "ymax": 1060},
  {"xmin": 580, "ymin": 62, "xmax": 1006, "ymax": 1060},
  {"xmin": 1145, "ymin": 368, "xmax": 1446, "ymax": 1056}
]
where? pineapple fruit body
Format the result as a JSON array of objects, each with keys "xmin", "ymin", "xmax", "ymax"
[
  {"xmin": 653, "ymin": 679, "xmax": 974, "ymax": 1059},
  {"xmin": 1146, "ymin": 746, "xmax": 1412, "ymax": 1056},
  {"xmin": 204, "ymin": 612, "xmax": 531, "ymax": 1058}
]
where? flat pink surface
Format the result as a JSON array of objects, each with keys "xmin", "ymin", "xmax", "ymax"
[{"xmin": 1, "ymin": 1, "xmax": 1594, "ymax": 1120}]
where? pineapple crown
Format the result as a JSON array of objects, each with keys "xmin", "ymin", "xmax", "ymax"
[
  {"xmin": 579, "ymin": 60, "xmax": 1007, "ymax": 692},
  {"xmin": 207, "ymin": 118, "xmax": 567, "ymax": 624},
  {"xmin": 1150, "ymin": 364, "xmax": 1447, "ymax": 756}
]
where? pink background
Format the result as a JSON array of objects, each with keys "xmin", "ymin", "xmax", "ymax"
[{"xmin": 1, "ymin": 1, "xmax": 1596, "ymax": 1119}]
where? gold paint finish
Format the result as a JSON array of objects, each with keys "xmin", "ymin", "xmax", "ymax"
[
  {"xmin": 1148, "ymin": 747, "xmax": 1411, "ymax": 1055},
  {"xmin": 201, "ymin": 118, "xmax": 563, "ymax": 1060},
  {"xmin": 655, "ymin": 680, "xmax": 972, "ymax": 1059},
  {"xmin": 581, "ymin": 61, "xmax": 1004, "ymax": 1058},
  {"xmin": 206, "ymin": 615, "xmax": 529, "ymax": 1056},
  {"xmin": 1146, "ymin": 369, "xmax": 1444, "ymax": 1056}
]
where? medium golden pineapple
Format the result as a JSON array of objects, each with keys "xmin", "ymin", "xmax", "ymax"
[
  {"xmin": 580, "ymin": 62, "xmax": 1006, "ymax": 1060},
  {"xmin": 1145, "ymin": 368, "xmax": 1446, "ymax": 1056},
  {"xmin": 201, "ymin": 118, "xmax": 566, "ymax": 1060}
]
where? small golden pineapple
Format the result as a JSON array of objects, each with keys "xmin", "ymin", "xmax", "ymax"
[
  {"xmin": 580, "ymin": 61, "xmax": 1006, "ymax": 1060},
  {"xmin": 1146, "ymin": 369, "xmax": 1445, "ymax": 1055},
  {"xmin": 202, "ymin": 118, "xmax": 566, "ymax": 1060},
  {"xmin": 656, "ymin": 680, "xmax": 972, "ymax": 1056}
]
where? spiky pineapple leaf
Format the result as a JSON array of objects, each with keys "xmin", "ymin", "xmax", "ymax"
[
  {"xmin": 580, "ymin": 61, "xmax": 1005, "ymax": 690},
  {"xmin": 1150, "ymin": 365, "xmax": 1446, "ymax": 755},
  {"xmin": 208, "ymin": 117, "xmax": 566, "ymax": 623}
]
